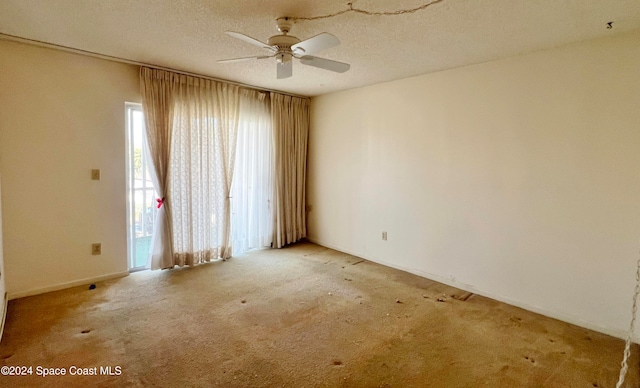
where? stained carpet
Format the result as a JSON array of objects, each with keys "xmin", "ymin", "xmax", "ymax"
[{"xmin": 0, "ymin": 242, "xmax": 637, "ymax": 387}]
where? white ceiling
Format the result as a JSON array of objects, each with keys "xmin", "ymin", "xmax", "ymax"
[{"xmin": 1, "ymin": 0, "xmax": 639, "ymax": 97}]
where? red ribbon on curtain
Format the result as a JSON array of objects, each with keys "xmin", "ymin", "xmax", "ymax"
[{"xmin": 156, "ymin": 197, "xmax": 165, "ymax": 209}]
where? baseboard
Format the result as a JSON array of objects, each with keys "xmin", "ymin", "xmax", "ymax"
[
  {"xmin": 8, "ymin": 271, "xmax": 129, "ymax": 300},
  {"xmin": 306, "ymin": 237, "xmax": 638, "ymax": 343}
]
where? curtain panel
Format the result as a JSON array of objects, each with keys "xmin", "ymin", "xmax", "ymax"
[
  {"xmin": 271, "ymin": 93, "xmax": 310, "ymax": 248},
  {"xmin": 169, "ymin": 75, "xmax": 241, "ymax": 264},
  {"xmin": 140, "ymin": 68, "xmax": 176, "ymax": 269},
  {"xmin": 231, "ymin": 91, "xmax": 273, "ymax": 254}
]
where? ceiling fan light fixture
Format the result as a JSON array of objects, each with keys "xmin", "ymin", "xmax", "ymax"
[{"xmin": 277, "ymin": 53, "xmax": 292, "ymax": 64}]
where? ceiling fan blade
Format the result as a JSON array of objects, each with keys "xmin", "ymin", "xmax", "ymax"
[
  {"xmin": 277, "ymin": 61, "xmax": 292, "ymax": 79},
  {"xmin": 217, "ymin": 55, "xmax": 273, "ymax": 63},
  {"xmin": 299, "ymin": 56, "xmax": 350, "ymax": 73},
  {"xmin": 225, "ymin": 31, "xmax": 273, "ymax": 51},
  {"xmin": 292, "ymin": 33, "xmax": 340, "ymax": 56}
]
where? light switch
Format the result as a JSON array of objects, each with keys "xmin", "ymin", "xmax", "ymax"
[{"xmin": 91, "ymin": 169, "xmax": 101, "ymax": 180}]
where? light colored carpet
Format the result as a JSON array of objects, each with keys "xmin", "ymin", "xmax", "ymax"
[{"xmin": 0, "ymin": 241, "xmax": 637, "ymax": 387}]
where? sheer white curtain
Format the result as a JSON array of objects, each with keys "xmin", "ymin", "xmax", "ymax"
[
  {"xmin": 231, "ymin": 91, "xmax": 273, "ymax": 255},
  {"xmin": 169, "ymin": 76, "xmax": 240, "ymax": 265}
]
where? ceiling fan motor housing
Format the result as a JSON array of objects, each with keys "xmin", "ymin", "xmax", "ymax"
[
  {"xmin": 271, "ymin": 17, "xmax": 302, "ymax": 61},
  {"xmin": 268, "ymin": 34, "xmax": 301, "ymax": 50},
  {"xmin": 268, "ymin": 34, "xmax": 301, "ymax": 64}
]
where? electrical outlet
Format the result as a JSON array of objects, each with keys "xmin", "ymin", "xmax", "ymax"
[
  {"xmin": 91, "ymin": 169, "xmax": 101, "ymax": 180},
  {"xmin": 382, "ymin": 231, "xmax": 387, "ymax": 241},
  {"xmin": 92, "ymin": 243, "xmax": 101, "ymax": 255}
]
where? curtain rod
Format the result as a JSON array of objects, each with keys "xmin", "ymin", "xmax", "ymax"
[{"xmin": 0, "ymin": 32, "xmax": 310, "ymax": 100}]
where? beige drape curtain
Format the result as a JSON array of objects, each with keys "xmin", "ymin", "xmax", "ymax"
[
  {"xmin": 270, "ymin": 93, "xmax": 310, "ymax": 248},
  {"xmin": 140, "ymin": 68, "xmax": 175, "ymax": 269}
]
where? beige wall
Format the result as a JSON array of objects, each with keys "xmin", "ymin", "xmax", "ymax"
[
  {"xmin": 308, "ymin": 30, "xmax": 640, "ymax": 339},
  {"xmin": 0, "ymin": 40, "xmax": 140, "ymax": 297}
]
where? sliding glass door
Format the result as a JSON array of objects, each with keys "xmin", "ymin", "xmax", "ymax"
[{"xmin": 125, "ymin": 103, "xmax": 158, "ymax": 271}]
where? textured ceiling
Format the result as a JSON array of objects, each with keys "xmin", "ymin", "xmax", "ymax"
[{"xmin": 1, "ymin": 0, "xmax": 639, "ymax": 96}]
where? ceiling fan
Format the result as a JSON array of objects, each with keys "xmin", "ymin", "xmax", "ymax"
[{"xmin": 218, "ymin": 17, "xmax": 350, "ymax": 79}]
